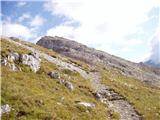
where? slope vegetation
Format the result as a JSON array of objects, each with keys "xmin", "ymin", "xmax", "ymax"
[{"xmin": 1, "ymin": 37, "xmax": 160, "ymax": 120}]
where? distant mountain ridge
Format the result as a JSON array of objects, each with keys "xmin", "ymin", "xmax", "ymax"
[{"xmin": 144, "ymin": 59, "xmax": 160, "ymax": 68}]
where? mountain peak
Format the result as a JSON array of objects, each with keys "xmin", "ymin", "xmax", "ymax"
[{"xmin": 37, "ymin": 36, "xmax": 160, "ymax": 87}]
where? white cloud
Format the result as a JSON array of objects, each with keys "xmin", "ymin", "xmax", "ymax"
[
  {"xmin": 17, "ymin": 1, "xmax": 27, "ymax": 7},
  {"xmin": 2, "ymin": 22, "xmax": 35, "ymax": 40},
  {"xmin": 45, "ymin": 0, "xmax": 160, "ymax": 61},
  {"xmin": 146, "ymin": 27, "xmax": 160, "ymax": 63},
  {"xmin": 30, "ymin": 15, "xmax": 45, "ymax": 27},
  {"xmin": 47, "ymin": 25, "xmax": 75, "ymax": 38},
  {"xmin": 18, "ymin": 13, "xmax": 31, "ymax": 22}
]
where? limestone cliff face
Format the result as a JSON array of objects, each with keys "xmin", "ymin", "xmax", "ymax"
[{"xmin": 37, "ymin": 36, "xmax": 160, "ymax": 88}]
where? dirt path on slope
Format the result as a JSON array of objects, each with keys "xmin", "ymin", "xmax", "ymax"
[
  {"xmin": 5, "ymin": 37, "xmax": 141, "ymax": 120},
  {"xmin": 89, "ymin": 72, "xmax": 141, "ymax": 120}
]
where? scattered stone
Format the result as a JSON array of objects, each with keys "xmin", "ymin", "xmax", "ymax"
[
  {"xmin": 95, "ymin": 89, "xmax": 123, "ymax": 101},
  {"xmin": 76, "ymin": 101, "xmax": 95, "ymax": 108},
  {"xmin": 35, "ymin": 99, "xmax": 44, "ymax": 107},
  {"xmin": 48, "ymin": 72, "xmax": 60, "ymax": 79},
  {"xmin": 64, "ymin": 81, "xmax": 74, "ymax": 90},
  {"xmin": 57, "ymin": 102, "xmax": 62, "ymax": 105},
  {"xmin": 1, "ymin": 104, "xmax": 11, "ymax": 115},
  {"xmin": 95, "ymin": 92, "xmax": 102, "ymax": 100},
  {"xmin": 60, "ymin": 97, "xmax": 64, "ymax": 102},
  {"xmin": 59, "ymin": 80, "xmax": 74, "ymax": 91}
]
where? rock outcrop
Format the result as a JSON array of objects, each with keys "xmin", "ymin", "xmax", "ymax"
[{"xmin": 1, "ymin": 52, "xmax": 41, "ymax": 72}]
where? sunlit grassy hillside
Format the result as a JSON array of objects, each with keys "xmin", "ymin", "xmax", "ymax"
[
  {"xmin": 1, "ymin": 38, "xmax": 108, "ymax": 120},
  {"xmin": 1, "ymin": 38, "xmax": 160, "ymax": 120}
]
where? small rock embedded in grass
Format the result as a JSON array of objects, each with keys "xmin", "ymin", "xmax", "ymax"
[
  {"xmin": 59, "ymin": 80, "xmax": 74, "ymax": 91},
  {"xmin": 76, "ymin": 101, "xmax": 95, "ymax": 108},
  {"xmin": 1, "ymin": 104, "xmax": 11, "ymax": 115},
  {"xmin": 48, "ymin": 71, "xmax": 60, "ymax": 79},
  {"xmin": 35, "ymin": 99, "xmax": 44, "ymax": 107}
]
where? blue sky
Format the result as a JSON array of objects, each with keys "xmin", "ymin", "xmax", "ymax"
[{"xmin": 1, "ymin": 0, "xmax": 160, "ymax": 63}]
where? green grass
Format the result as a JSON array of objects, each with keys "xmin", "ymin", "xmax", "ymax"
[
  {"xmin": 1, "ymin": 38, "xmax": 30, "ymax": 56},
  {"xmin": 110, "ymin": 111, "xmax": 120, "ymax": 120},
  {"xmin": 100, "ymin": 68, "xmax": 160, "ymax": 120},
  {"xmin": 2, "ymin": 37, "xmax": 160, "ymax": 120},
  {"xmin": 1, "ymin": 38, "xmax": 108, "ymax": 120}
]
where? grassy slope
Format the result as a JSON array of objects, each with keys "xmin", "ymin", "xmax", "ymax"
[
  {"xmin": 1, "ymin": 38, "xmax": 160, "ymax": 120},
  {"xmin": 100, "ymin": 67, "xmax": 160, "ymax": 120},
  {"xmin": 1, "ymin": 38, "xmax": 108, "ymax": 120}
]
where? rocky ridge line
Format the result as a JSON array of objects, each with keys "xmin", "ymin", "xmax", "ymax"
[{"xmin": 37, "ymin": 36, "xmax": 160, "ymax": 88}]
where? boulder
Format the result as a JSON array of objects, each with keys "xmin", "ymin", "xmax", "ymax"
[
  {"xmin": 1, "ymin": 104, "xmax": 11, "ymax": 115},
  {"xmin": 48, "ymin": 72, "xmax": 60, "ymax": 79},
  {"xmin": 20, "ymin": 53, "xmax": 41, "ymax": 72},
  {"xmin": 64, "ymin": 81, "xmax": 74, "ymax": 91}
]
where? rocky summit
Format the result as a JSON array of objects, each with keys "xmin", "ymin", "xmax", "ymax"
[
  {"xmin": 1, "ymin": 36, "xmax": 160, "ymax": 120},
  {"xmin": 37, "ymin": 36, "xmax": 160, "ymax": 88}
]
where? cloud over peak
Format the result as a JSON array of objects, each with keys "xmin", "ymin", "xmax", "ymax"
[
  {"xmin": 44, "ymin": 0, "xmax": 159, "ymax": 61},
  {"xmin": 2, "ymin": 22, "xmax": 35, "ymax": 40},
  {"xmin": 30, "ymin": 15, "xmax": 45, "ymax": 27}
]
